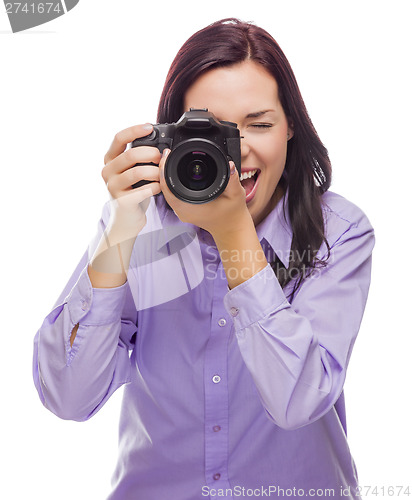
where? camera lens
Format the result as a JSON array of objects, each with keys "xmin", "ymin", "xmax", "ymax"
[
  {"xmin": 177, "ymin": 151, "xmax": 218, "ymax": 191},
  {"xmin": 188, "ymin": 160, "xmax": 205, "ymax": 181},
  {"xmin": 165, "ymin": 139, "xmax": 230, "ymax": 203}
]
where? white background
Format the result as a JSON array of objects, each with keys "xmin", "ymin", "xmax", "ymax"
[{"xmin": 1, "ymin": 0, "xmax": 411, "ymax": 498}]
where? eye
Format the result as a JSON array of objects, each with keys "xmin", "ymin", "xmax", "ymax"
[{"xmin": 249, "ymin": 123, "xmax": 273, "ymax": 129}]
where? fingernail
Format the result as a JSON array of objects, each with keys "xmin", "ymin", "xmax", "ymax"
[
  {"xmin": 229, "ymin": 161, "xmax": 236, "ymax": 175},
  {"xmin": 143, "ymin": 123, "xmax": 153, "ymax": 131},
  {"xmin": 162, "ymin": 148, "xmax": 171, "ymax": 158}
]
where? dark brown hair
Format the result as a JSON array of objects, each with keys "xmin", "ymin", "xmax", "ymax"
[{"xmin": 157, "ymin": 18, "xmax": 331, "ymax": 300}]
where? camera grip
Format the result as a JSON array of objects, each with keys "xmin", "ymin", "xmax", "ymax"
[
  {"xmin": 130, "ymin": 132, "xmax": 171, "ymax": 188},
  {"xmin": 131, "ymin": 132, "xmax": 159, "ymax": 189}
]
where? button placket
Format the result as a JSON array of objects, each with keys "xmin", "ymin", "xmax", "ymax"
[{"xmin": 203, "ymin": 260, "xmax": 230, "ymax": 490}]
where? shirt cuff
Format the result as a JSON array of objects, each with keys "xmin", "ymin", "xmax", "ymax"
[
  {"xmin": 223, "ymin": 264, "xmax": 289, "ymax": 329},
  {"xmin": 66, "ymin": 266, "xmax": 128, "ymax": 325}
]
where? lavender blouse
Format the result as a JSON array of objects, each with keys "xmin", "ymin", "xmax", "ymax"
[{"xmin": 33, "ymin": 189, "xmax": 374, "ymax": 499}]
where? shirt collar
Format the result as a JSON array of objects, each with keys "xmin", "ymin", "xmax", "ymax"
[{"xmin": 255, "ymin": 187, "xmax": 292, "ymax": 269}]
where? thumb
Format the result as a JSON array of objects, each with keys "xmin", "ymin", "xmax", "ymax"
[
  {"xmin": 159, "ymin": 148, "xmax": 176, "ymax": 205},
  {"xmin": 159, "ymin": 148, "xmax": 171, "ymax": 170},
  {"xmin": 225, "ymin": 160, "xmax": 244, "ymax": 195}
]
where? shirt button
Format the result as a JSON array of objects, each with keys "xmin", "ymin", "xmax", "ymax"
[
  {"xmin": 212, "ymin": 375, "xmax": 221, "ymax": 384},
  {"xmin": 213, "ymin": 473, "xmax": 221, "ymax": 481},
  {"xmin": 218, "ymin": 318, "xmax": 226, "ymax": 327},
  {"xmin": 230, "ymin": 307, "xmax": 239, "ymax": 317},
  {"xmin": 213, "ymin": 425, "xmax": 221, "ymax": 432},
  {"xmin": 81, "ymin": 300, "xmax": 88, "ymax": 311}
]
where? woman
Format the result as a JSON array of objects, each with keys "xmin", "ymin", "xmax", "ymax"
[{"xmin": 33, "ymin": 18, "xmax": 374, "ymax": 499}]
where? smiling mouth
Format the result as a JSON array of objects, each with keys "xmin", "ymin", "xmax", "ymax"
[{"xmin": 240, "ymin": 169, "xmax": 260, "ymax": 201}]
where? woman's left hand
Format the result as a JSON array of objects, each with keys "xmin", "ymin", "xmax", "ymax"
[{"xmin": 159, "ymin": 149, "xmax": 251, "ymax": 239}]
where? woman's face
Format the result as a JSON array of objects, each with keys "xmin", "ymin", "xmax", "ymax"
[{"xmin": 183, "ymin": 60, "xmax": 293, "ymax": 226}]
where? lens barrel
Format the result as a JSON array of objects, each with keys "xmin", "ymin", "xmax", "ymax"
[{"xmin": 165, "ymin": 138, "xmax": 230, "ymax": 203}]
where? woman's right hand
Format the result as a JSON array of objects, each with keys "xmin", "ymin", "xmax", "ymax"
[{"xmin": 102, "ymin": 123, "xmax": 162, "ymax": 239}]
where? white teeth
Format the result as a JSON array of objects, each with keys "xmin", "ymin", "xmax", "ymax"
[{"xmin": 239, "ymin": 169, "xmax": 257, "ymax": 182}]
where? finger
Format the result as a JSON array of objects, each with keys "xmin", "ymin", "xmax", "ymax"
[
  {"xmin": 112, "ymin": 181, "xmax": 161, "ymax": 210},
  {"xmin": 222, "ymin": 161, "xmax": 245, "ymax": 197},
  {"xmin": 108, "ymin": 165, "xmax": 160, "ymax": 197},
  {"xmin": 158, "ymin": 148, "xmax": 171, "ymax": 171},
  {"xmin": 103, "ymin": 146, "xmax": 162, "ymax": 181},
  {"xmin": 158, "ymin": 149, "xmax": 176, "ymax": 204},
  {"xmin": 134, "ymin": 181, "xmax": 162, "ymax": 201},
  {"xmin": 104, "ymin": 123, "xmax": 153, "ymax": 164},
  {"xmin": 134, "ymin": 184, "xmax": 160, "ymax": 214},
  {"xmin": 230, "ymin": 160, "xmax": 237, "ymax": 175},
  {"xmin": 158, "ymin": 149, "xmax": 171, "ymax": 188}
]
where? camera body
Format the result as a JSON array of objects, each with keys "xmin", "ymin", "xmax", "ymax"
[{"xmin": 131, "ymin": 108, "xmax": 241, "ymax": 203}]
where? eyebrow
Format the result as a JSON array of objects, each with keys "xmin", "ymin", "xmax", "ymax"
[{"xmin": 245, "ymin": 110, "xmax": 276, "ymax": 119}]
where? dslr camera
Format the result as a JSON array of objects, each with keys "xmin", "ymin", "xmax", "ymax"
[{"xmin": 131, "ymin": 108, "xmax": 241, "ymax": 203}]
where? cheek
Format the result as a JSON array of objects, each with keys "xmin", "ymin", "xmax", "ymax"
[{"xmin": 258, "ymin": 137, "xmax": 288, "ymax": 174}]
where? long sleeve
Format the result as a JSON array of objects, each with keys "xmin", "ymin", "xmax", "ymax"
[
  {"xmin": 33, "ymin": 204, "xmax": 138, "ymax": 421},
  {"xmin": 224, "ymin": 203, "xmax": 375, "ymax": 431}
]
